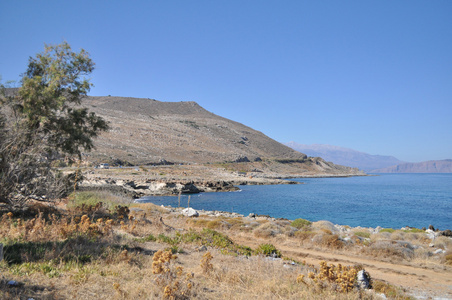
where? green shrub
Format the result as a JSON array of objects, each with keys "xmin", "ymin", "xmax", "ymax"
[
  {"xmin": 291, "ymin": 218, "xmax": 311, "ymax": 229},
  {"xmin": 135, "ymin": 234, "xmax": 157, "ymax": 242},
  {"xmin": 255, "ymin": 244, "xmax": 281, "ymax": 258}
]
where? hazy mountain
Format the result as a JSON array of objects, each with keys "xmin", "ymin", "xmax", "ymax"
[
  {"xmin": 284, "ymin": 142, "xmax": 404, "ymax": 172},
  {"xmin": 372, "ymin": 160, "xmax": 452, "ymax": 173},
  {"xmin": 78, "ymin": 96, "xmax": 364, "ymax": 176}
]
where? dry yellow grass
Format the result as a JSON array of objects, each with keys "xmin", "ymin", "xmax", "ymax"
[{"xmin": 1, "ymin": 192, "xmax": 449, "ymax": 299}]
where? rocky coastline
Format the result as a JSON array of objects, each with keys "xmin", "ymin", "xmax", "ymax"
[
  {"xmin": 79, "ymin": 176, "xmax": 300, "ymax": 198},
  {"xmin": 78, "ymin": 163, "xmax": 367, "ymax": 198}
]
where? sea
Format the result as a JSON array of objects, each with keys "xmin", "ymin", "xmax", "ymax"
[{"xmin": 136, "ymin": 173, "xmax": 452, "ymax": 230}]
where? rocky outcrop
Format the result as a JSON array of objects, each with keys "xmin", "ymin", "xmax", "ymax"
[{"xmin": 80, "ymin": 178, "xmax": 239, "ymax": 197}]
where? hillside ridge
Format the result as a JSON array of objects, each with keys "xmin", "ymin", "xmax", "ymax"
[
  {"xmin": 285, "ymin": 142, "xmax": 404, "ymax": 172},
  {"xmin": 372, "ymin": 159, "xmax": 452, "ymax": 173},
  {"xmin": 82, "ymin": 95, "xmax": 363, "ymax": 176}
]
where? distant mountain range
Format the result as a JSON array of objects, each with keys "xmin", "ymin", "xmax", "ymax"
[
  {"xmin": 372, "ymin": 160, "xmax": 452, "ymax": 173},
  {"xmin": 285, "ymin": 142, "xmax": 452, "ymax": 173},
  {"xmin": 284, "ymin": 142, "xmax": 404, "ymax": 172}
]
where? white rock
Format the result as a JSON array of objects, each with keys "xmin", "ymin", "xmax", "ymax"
[
  {"xmin": 181, "ymin": 207, "xmax": 199, "ymax": 217},
  {"xmin": 433, "ymin": 249, "xmax": 445, "ymax": 254},
  {"xmin": 357, "ymin": 270, "xmax": 371, "ymax": 289}
]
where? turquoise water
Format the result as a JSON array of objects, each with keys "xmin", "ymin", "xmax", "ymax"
[{"xmin": 137, "ymin": 173, "xmax": 452, "ymax": 230}]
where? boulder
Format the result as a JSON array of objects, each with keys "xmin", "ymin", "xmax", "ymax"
[
  {"xmin": 356, "ymin": 270, "xmax": 371, "ymax": 289},
  {"xmin": 181, "ymin": 207, "xmax": 199, "ymax": 217},
  {"xmin": 441, "ymin": 229, "xmax": 452, "ymax": 237},
  {"xmin": 235, "ymin": 156, "xmax": 250, "ymax": 163}
]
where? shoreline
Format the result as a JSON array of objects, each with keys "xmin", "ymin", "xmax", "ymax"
[
  {"xmin": 137, "ymin": 201, "xmax": 452, "ymax": 233},
  {"xmin": 79, "ymin": 163, "xmax": 368, "ymax": 198}
]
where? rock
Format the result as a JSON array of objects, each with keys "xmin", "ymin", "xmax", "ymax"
[
  {"xmin": 196, "ymin": 245, "xmax": 208, "ymax": 252},
  {"xmin": 425, "ymin": 229, "xmax": 438, "ymax": 240},
  {"xmin": 356, "ymin": 270, "xmax": 371, "ymax": 289},
  {"xmin": 441, "ymin": 229, "xmax": 452, "ymax": 237},
  {"xmin": 433, "ymin": 249, "xmax": 445, "ymax": 255},
  {"xmin": 8, "ymin": 280, "xmax": 18, "ymax": 286},
  {"xmin": 235, "ymin": 156, "xmax": 250, "ymax": 163},
  {"xmin": 181, "ymin": 207, "xmax": 199, "ymax": 217},
  {"xmin": 248, "ymin": 213, "xmax": 256, "ymax": 218}
]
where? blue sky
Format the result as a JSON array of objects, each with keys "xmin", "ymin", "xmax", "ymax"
[{"xmin": 1, "ymin": 1, "xmax": 451, "ymax": 162}]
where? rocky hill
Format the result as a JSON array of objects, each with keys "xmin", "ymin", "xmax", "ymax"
[
  {"xmin": 285, "ymin": 142, "xmax": 404, "ymax": 172},
  {"xmin": 81, "ymin": 96, "xmax": 363, "ymax": 176},
  {"xmin": 372, "ymin": 159, "xmax": 452, "ymax": 173}
]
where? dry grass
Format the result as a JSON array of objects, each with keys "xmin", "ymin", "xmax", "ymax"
[{"xmin": 0, "ymin": 190, "xmax": 444, "ymax": 299}]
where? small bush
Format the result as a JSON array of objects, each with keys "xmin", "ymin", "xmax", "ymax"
[
  {"xmin": 304, "ymin": 261, "xmax": 360, "ymax": 293},
  {"xmin": 294, "ymin": 231, "xmax": 316, "ymax": 241},
  {"xmin": 444, "ymin": 253, "xmax": 452, "ymax": 265},
  {"xmin": 255, "ymin": 244, "xmax": 281, "ymax": 258},
  {"xmin": 365, "ymin": 240, "xmax": 414, "ymax": 260},
  {"xmin": 314, "ymin": 234, "xmax": 344, "ymax": 250},
  {"xmin": 200, "ymin": 252, "xmax": 214, "ymax": 273},
  {"xmin": 152, "ymin": 250, "xmax": 193, "ymax": 298},
  {"xmin": 354, "ymin": 231, "xmax": 371, "ymax": 239},
  {"xmin": 372, "ymin": 280, "xmax": 414, "ymax": 299},
  {"xmin": 291, "ymin": 218, "xmax": 312, "ymax": 229}
]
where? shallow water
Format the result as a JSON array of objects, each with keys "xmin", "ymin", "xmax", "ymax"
[{"xmin": 137, "ymin": 173, "xmax": 452, "ymax": 229}]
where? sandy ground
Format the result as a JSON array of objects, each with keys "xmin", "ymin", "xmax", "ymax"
[{"xmin": 230, "ymin": 234, "xmax": 452, "ymax": 299}]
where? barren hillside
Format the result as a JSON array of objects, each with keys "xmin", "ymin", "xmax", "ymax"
[
  {"xmin": 83, "ymin": 96, "xmax": 302, "ymax": 164},
  {"xmin": 82, "ymin": 96, "xmax": 363, "ymax": 176}
]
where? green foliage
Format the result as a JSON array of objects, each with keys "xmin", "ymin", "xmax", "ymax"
[
  {"xmin": 152, "ymin": 229, "xmax": 253, "ymax": 256},
  {"xmin": 291, "ymin": 218, "xmax": 312, "ymax": 229},
  {"xmin": 18, "ymin": 42, "xmax": 108, "ymax": 155},
  {"xmin": 69, "ymin": 191, "xmax": 105, "ymax": 208},
  {"xmin": 255, "ymin": 243, "xmax": 281, "ymax": 258},
  {"xmin": 0, "ymin": 42, "xmax": 108, "ymax": 206},
  {"xmin": 135, "ymin": 234, "xmax": 157, "ymax": 242},
  {"xmin": 157, "ymin": 233, "xmax": 181, "ymax": 246},
  {"xmin": 68, "ymin": 191, "xmax": 130, "ymax": 212}
]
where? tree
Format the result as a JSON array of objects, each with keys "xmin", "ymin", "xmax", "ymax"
[{"xmin": 0, "ymin": 42, "xmax": 108, "ymax": 207}]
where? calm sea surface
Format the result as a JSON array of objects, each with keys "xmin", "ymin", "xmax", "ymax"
[{"xmin": 137, "ymin": 173, "xmax": 452, "ymax": 230}]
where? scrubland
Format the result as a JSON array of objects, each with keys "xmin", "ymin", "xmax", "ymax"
[{"xmin": 1, "ymin": 190, "xmax": 451, "ymax": 299}]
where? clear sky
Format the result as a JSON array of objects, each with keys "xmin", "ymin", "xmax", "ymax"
[{"xmin": 1, "ymin": 1, "xmax": 451, "ymax": 162}]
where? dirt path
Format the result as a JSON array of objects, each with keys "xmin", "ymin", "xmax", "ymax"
[{"xmin": 231, "ymin": 235, "xmax": 452, "ymax": 299}]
